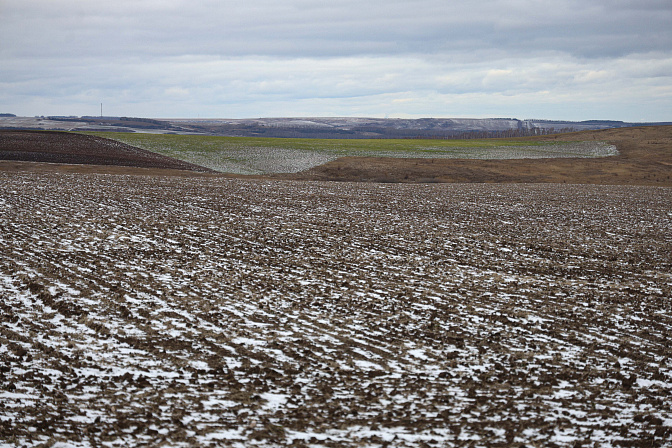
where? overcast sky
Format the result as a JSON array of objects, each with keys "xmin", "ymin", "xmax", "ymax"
[{"xmin": 1, "ymin": 0, "xmax": 671, "ymax": 121}]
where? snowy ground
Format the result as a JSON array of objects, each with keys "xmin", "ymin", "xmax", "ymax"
[
  {"xmin": 100, "ymin": 133, "xmax": 619, "ymax": 175},
  {"xmin": 1, "ymin": 172, "xmax": 671, "ymax": 447}
]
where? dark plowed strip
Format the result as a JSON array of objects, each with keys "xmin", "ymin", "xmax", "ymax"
[{"xmin": 0, "ymin": 130, "xmax": 215, "ymax": 172}]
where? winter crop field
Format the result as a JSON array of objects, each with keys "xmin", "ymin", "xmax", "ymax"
[
  {"xmin": 88, "ymin": 132, "xmax": 618, "ymax": 175},
  {"xmin": 1, "ymin": 170, "xmax": 671, "ymax": 447}
]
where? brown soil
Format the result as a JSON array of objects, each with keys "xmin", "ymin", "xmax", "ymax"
[
  {"xmin": 1, "ymin": 174, "xmax": 671, "ymax": 447},
  {"xmin": 277, "ymin": 125, "xmax": 672, "ymax": 186},
  {"xmin": 0, "ymin": 130, "xmax": 215, "ymax": 173},
  {"xmin": 0, "ymin": 159, "xmax": 223, "ymax": 178}
]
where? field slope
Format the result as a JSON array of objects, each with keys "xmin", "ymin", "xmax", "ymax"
[
  {"xmin": 90, "ymin": 132, "xmax": 617, "ymax": 175},
  {"xmin": 0, "ymin": 130, "xmax": 215, "ymax": 173},
  {"xmin": 282, "ymin": 125, "xmax": 672, "ymax": 185},
  {"xmin": 2, "ymin": 126, "xmax": 671, "ymax": 186}
]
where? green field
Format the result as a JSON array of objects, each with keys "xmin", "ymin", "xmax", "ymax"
[{"xmin": 89, "ymin": 132, "xmax": 618, "ymax": 174}]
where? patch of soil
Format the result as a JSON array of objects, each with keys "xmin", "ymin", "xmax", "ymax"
[
  {"xmin": 278, "ymin": 125, "xmax": 672, "ymax": 186},
  {"xmin": 0, "ymin": 130, "xmax": 215, "ymax": 173}
]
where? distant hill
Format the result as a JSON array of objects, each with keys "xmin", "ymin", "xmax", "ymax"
[
  {"xmin": 164, "ymin": 117, "xmax": 672, "ymax": 139},
  {"xmin": 1, "ymin": 115, "xmax": 669, "ymax": 138}
]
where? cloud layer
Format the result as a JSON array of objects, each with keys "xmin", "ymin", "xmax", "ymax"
[{"xmin": 1, "ymin": 0, "xmax": 671, "ymax": 120}]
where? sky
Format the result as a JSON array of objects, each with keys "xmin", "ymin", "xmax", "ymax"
[{"xmin": 1, "ymin": 0, "xmax": 671, "ymax": 121}]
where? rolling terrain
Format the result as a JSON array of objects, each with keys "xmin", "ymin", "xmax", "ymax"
[
  {"xmin": 1, "ymin": 126, "xmax": 670, "ymax": 186},
  {"xmin": 2, "ymin": 115, "xmax": 670, "ymax": 138},
  {"xmin": 0, "ymin": 124, "xmax": 671, "ymax": 447},
  {"xmin": 280, "ymin": 126, "xmax": 672, "ymax": 186},
  {"xmin": 88, "ymin": 132, "xmax": 618, "ymax": 176}
]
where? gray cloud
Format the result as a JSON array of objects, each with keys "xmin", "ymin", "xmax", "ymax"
[
  {"xmin": 4, "ymin": 0, "xmax": 670, "ymax": 58},
  {"xmin": 1, "ymin": 0, "xmax": 670, "ymax": 120}
]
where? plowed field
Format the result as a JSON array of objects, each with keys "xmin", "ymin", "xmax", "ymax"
[
  {"xmin": 0, "ymin": 131, "xmax": 214, "ymax": 173},
  {"xmin": 1, "ymin": 172, "xmax": 671, "ymax": 447}
]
